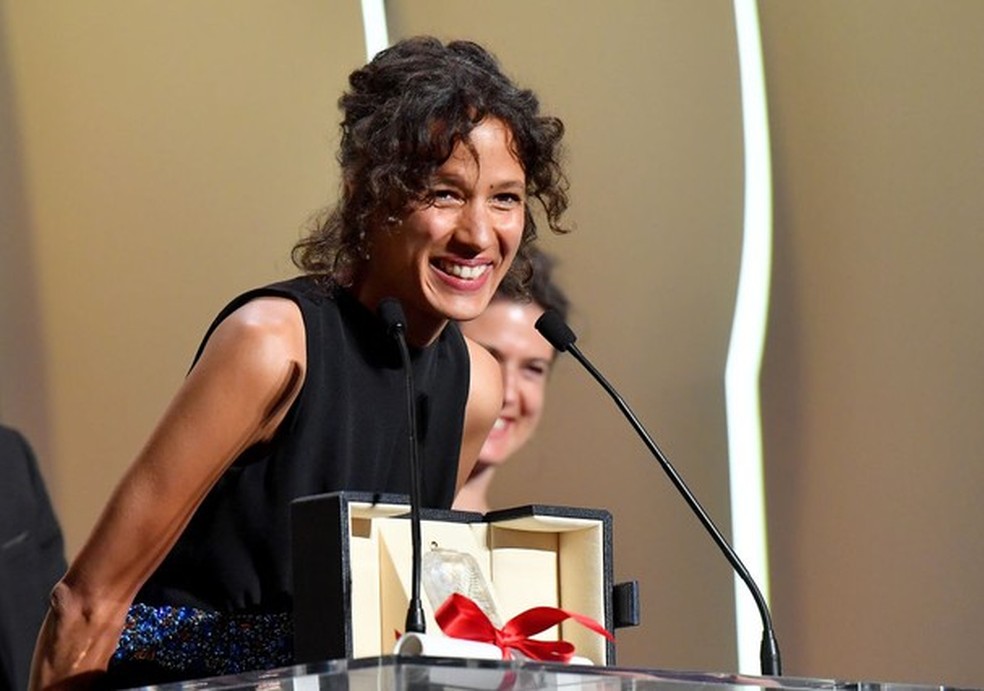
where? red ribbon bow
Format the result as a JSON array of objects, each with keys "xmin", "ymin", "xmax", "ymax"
[{"xmin": 434, "ymin": 593, "xmax": 614, "ymax": 664}]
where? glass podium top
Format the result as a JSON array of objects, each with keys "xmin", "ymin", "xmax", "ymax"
[{"xmin": 132, "ymin": 656, "xmax": 960, "ymax": 691}]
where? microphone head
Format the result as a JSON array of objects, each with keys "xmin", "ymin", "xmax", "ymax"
[
  {"xmin": 377, "ymin": 297, "xmax": 406, "ymax": 337},
  {"xmin": 535, "ymin": 309, "xmax": 577, "ymax": 352}
]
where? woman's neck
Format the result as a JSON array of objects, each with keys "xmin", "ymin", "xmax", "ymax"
[{"xmin": 349, "ymin": 281, "xmax": 447, "ymax": 347}]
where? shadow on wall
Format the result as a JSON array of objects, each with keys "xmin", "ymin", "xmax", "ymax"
[{"xmin": 0, "ymin": 11, "xmax": 53, "ymax": 474}]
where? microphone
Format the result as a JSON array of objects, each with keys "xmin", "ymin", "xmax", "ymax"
[
  {"xmin": 378, "ymin": 298, "xmax": 426, "ymax": 634},
  {"xmin": 535, "ymin": 310, "xmax": 782, "ymax": 676}
]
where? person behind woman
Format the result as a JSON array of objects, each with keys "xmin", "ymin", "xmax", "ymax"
[
  {"xmin": 453, "ymin": 247, "xmax": 569, "ymax": 514},
  {"xmin": 30, "ymin": 36, "xmax": 568, "ymax": 690}
]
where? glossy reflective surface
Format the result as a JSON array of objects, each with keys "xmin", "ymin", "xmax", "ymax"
[{"xmin": 135, "ymin": 656, "xmax": 961, "ymax": 691}]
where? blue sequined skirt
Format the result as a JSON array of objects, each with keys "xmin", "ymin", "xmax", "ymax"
[{"xmin": 110, "ymin": 603, "xmax": 292, "ymax": 679}]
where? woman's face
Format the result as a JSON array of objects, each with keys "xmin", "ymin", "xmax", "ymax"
[
  {"xmin": 460, "ymin": 300, "xmax": 555, "ymax": 466},
  {"xmin": 357, "ymin": 117, "xmax": 527, "ymax": 344}
]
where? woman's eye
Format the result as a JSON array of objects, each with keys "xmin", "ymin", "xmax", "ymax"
[
  {"xmin": 491, "ymin": 193, "xmax": 524, "ymax": 209},
  {"xmin": 430, "ymin": 188, "xmax": 460, "ymax": 205}
]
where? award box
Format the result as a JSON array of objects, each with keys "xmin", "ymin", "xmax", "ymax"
[{"xmin": 291, "ymin": 492, "xmax": 639, "ymax": 667}]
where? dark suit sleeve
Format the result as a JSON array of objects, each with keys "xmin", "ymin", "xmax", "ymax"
[{"xmin": 0, "ymin": 426, "xmax": 68, "ymax": 691}]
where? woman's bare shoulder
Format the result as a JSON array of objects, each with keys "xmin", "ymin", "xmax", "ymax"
[{"xmin": 203, "ymin": 296, "xmax": 306, "ymax": 368}]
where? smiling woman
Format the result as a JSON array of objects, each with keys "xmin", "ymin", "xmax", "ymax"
[
  {"xmin": 29, "ymin": 36, "xmax": 569, "ymax": 690},
  {"xmin": 354, "ymin": 118, "xmax": 528, "ymax": 344}
]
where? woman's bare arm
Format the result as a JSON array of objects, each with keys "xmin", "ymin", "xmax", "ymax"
[
  {"xmin": 456, "ymin": 337, "xmax": 504, "ymax": 494},
  {"xmin": 29, "ymin": 297, "xmax": 305, "ymax": 690}
]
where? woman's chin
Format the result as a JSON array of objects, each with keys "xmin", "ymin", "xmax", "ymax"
[
  {"xmin": 429, "ymin": 285, "xmax": 497, "ymax": 322},
  {"xmin": 476, "ymin": 445, "xmax": 512, "ymax": 468}
]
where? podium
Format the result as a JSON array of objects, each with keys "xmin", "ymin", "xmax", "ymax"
[
  {"xmin": 121, "ymin": 655, "xmax": 957, "ymax": 690},
  {"xmin": 114, "ymin": 492, "xmax": 961, "ymax": 690}
]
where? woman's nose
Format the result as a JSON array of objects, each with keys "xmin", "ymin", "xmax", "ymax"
[
  {"xmin": 456, "ymin": 202, "xmax": 493, "ymax": 249},
  {"xmin": 500, "ymin": 366, "xmax": 519, "ymax": 407}
]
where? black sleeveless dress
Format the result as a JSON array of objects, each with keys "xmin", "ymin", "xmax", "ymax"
[{"xmin": 106, "ymin": 276, "xmax": 469, "ymax": 685}]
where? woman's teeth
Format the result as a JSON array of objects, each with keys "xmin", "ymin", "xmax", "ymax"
[{"xmin": 440, "ymin": 261, "xmax": 489, "ymax": 280}]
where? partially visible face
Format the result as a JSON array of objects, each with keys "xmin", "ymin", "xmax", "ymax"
[
  {"xmin": 357, "ymin": 117, "xmax": 527, "ymax": 345},
  {"xmin": 460, "ymin": 300, "xmax": 555, "ymax": 466}
]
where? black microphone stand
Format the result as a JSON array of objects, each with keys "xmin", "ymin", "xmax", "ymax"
[
  {"xmin": 379, "ymin": 299, "xmax": 426, "ymax": 634},
  {"xmin": 536, "ymin": 311, "xmax": 781, "ymax": 676}
]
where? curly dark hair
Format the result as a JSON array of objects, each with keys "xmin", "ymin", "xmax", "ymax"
[{"xmin": 292, "ymin": 36, "xmax": 569, "ymax": 292}]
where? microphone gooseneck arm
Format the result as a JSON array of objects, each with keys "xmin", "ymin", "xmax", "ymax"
[
  {"xmin": 536, "ymin": 310, "xmax": 781, "ymax": 676},
  {"xmin": 378, "ymin": 299, "xmax": 426, "ymax": 634}
]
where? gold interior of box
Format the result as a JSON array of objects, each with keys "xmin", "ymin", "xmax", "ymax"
[{"xmin": 346, "ymin": 502, "xmax": 607, "ymax": 664}]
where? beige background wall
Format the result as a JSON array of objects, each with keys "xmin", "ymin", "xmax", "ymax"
[
  {"xmin": 0, "ymin": 0, "xmax": 363, "ymax": 551},
  {"xmin": 758, "ymin": 1, "xmax": 984, "ymax": 686},
  {"xmin": 2, "ymin": 1, "xmax": 982, "ymax": 688}
]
